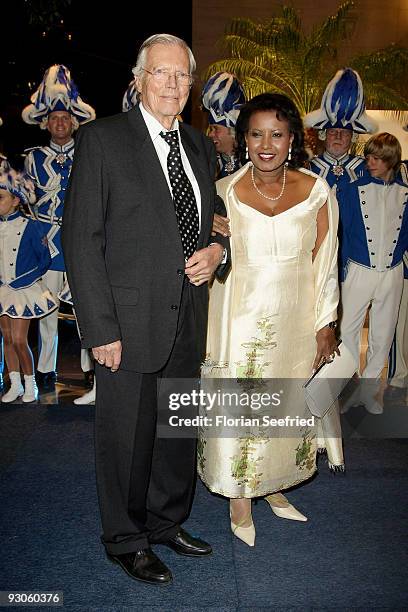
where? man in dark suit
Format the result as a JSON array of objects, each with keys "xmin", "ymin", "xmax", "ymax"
[{"xmin": 62, "ymin": 34, "xmax": 228, "ymax": 586}]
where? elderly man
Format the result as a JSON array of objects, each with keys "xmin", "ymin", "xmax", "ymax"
[
  {"xmin": 62, "ymin": 34, "xmax": 228, "ymax": 585},
  {"xmin": 23, "ymin": 65, "xmax": 95, "ymax": 389}
]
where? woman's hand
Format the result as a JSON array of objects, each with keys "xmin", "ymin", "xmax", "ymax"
[
  {"xmin": 211, "ymin": 213, "xmax": 231, "ymax": 237},
  {"xmin": 312, "ymin": 326, "xmax": 340, "ymax": 372}
]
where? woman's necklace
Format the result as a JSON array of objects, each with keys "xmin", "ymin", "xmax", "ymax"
[{"xmin": 251, "ymin": 163, "xmax": 287, "ymax": 201}]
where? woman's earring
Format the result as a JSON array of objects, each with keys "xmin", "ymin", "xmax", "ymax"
[
  {"xmin": 245, "ymin": 145, "xmax": 249, "ymax": 159},
  {"xmin": 287, "ymin": 145, "xmax": 292, "ymax": 161}
]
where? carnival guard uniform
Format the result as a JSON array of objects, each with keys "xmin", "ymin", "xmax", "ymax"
[
  {"xmin": 22, "ymin": 64, "xmax": 95, "ymax": 381},
  {"xmin": 309, "ymin": 150, "xmax": 366, "ymax": 190},
  {"xmin": 24, "ymin": 140, "xmax": 74, "ymax": 272},
  {"xmin": 339, "ymin": 172, "xmax": 408, "ymax": 383}
]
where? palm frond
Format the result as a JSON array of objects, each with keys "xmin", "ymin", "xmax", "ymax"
[
  {"xmin": 203, "ymin": 59, "xmax": 306, "ymax": 112},
  {"xmin": 226, "ymin": 14, "xmax": 301, "ymax": 53},
  {"xmin": 308, "ymin": 0, "xmax": 354, "ymax": 49},
  {"xmin": 363, "ymin": 83, "xmax": 408, "ymax": 110},
  {"xmin": 351, "ymin": 45, "xmax": 408, "ymax": 83},
  {"xmin": 204, "ymin": 2, "xmax": 408, "ymax": 119},
  {"xmin": 281, "ymin": 5, "xmax": 301, "ymax": 32}
]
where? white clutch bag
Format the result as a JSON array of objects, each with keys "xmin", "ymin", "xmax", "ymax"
[{"xmin": 304, "ymin": 341, "xmax": 358, "ymax": 418}]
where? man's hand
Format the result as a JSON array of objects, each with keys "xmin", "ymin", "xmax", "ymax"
[
  {"xmin": 185, "ymin": 244, "xmax": 224, "ymax": 286},
  {"xmin": 312, "ymin": 327, "xmax": 340, "ymax": 372},
  {"xmin": 211, "ymin": 213, "xmax": 231, "ymax": 237},
  {"xmin": 92, "ymin": 340, "xmax": 122, "ymax": 372}
]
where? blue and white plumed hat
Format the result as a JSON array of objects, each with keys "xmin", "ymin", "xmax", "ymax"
[
  {"xmin": 22, "ymin": 64, "xmax": 95, "ymax": 128},
  {"xmin": 303, "ymin": 68, "xmax": 377, "ymax": 134},
  {"xmin": 122, "ymin": 80, "xmax": 138, "ymax": 112},
  {"xmin": 201, "ymin": 72, "xmax": 245, "ymax": 128},
  {"xmin": 0, "ymin": 161, "xmax": 36, "ymax": 205}
]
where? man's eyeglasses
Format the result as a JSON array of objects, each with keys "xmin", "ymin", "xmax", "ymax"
[{"xmin": 142, "ymin": 68, "xmax": 193, "ymax": 87}]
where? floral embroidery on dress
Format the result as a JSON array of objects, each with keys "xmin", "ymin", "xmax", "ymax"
[
  {"xmin": 226, "ymin": 316, "xmax": 278, "ymax": 493},
  {"xmin": 295, "ymin": 429, "xmax": 316, "ymax": 470},
  {"xmin": 230, "ymin": 435, "xmax": 270, "ymax": 494},
  {"xmin": 236, "ymin": 315, "xmax": 276, "ymax": 388}
]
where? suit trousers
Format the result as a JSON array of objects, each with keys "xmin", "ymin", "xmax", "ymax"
[{"xmin": 95, "ymin": 279, "xmax": 201, "ymax": 555}]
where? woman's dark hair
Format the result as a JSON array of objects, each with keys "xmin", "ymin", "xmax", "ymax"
[{"xmin": 236, "ymin": 93, "xmax": 308, "ymax": 169}]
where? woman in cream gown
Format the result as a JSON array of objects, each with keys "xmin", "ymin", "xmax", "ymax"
[{"xmin": 198, "ymin": 93, "xmax": 343, "ymax": 546}]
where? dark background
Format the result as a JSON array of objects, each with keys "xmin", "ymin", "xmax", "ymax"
[{"xmin": 1, "ymin": 1, "xmax": 192, "ymax": 166}]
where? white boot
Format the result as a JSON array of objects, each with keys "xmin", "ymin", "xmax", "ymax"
[
  {"xmin": 22, "ymin": 374, "xmax": 38, "ymax": 403},
  {"xmin": 2, "ymin": 372, "xmax": 24, "ymax": 403},
  {"xmin": 74, "ymin": 379, "xmax": 96, "ymax": 405}
]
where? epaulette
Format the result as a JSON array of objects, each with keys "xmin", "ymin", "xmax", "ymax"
[
  {"xmin": 309, "ymin": 157, "xmax": 330, "ymax": 179},
  {"xmin": 399, "ymin": 161, "xmax": 408, "ymax": 186},
  {"xmin": 23, "ymin": 146, "xmax": 43, "ymax": 154},
  {"xmin": 346, "ymin": 156, "xmax": 365, "ymax": 182}
]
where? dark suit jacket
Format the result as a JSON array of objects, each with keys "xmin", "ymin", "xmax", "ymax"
[{"xmin": 62, "ymin": 105, "xmax": 228, "ymax": 372}]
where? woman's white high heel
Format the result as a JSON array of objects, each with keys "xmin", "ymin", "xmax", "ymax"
[
  {"xmin": 230, "ymin": 500, "xmax": 256, "ymax": 546},
  {"xmin": 265, "ymin": 493, "xmax": 307, "ymax": 522}
]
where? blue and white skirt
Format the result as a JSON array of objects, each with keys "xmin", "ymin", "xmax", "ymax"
[
  {"xmin": 57, "ymin": 274, "xmax": 73, "ymax": 306},
  {"xmin": 0, "ymin": 280, "xmax": 58, "ymax": 319}
]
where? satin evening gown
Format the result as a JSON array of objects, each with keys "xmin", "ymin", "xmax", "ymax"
[{"xmin": 199, "ymin": 163, "xmax": 344, "ymax": 498}]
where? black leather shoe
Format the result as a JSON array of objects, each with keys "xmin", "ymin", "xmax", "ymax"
[
  {"xmin": 36, "ymin": 371, "xmax": 57, "ymax": 389},
  {"xmin": 162, "ymin": 528, "xmax": 212, "ymax": 556},
  {"xmin": 106, "ymin": 548, "xmax": 172, "ymax": 585}
]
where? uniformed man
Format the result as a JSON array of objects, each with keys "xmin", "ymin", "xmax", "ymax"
[
  {"xmin": 22, "ymin": 64, "xmax": 95, "ymax": 388},
  {"xmin": 304, "ymin": 68, "xmax": 377, "ymax": 203},
  {"xmin": 201, "ymin": 71, "xmax": 245, "ymax": 179},
  {"xmin": 339, "ymin": 134, "xmax": 408, "ymax": 412}
]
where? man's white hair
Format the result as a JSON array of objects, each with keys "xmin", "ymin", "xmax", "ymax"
[{"xmin": 132, "ymin": 33, "xmax": 196, "ymax": 78}]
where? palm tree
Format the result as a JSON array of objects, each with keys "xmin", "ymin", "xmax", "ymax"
[
  {"xmin": 350, "ymin": 45, "xmax": 408, "ymax": 110},
  {"xmin": 203, "ymin": 0, "xmax": 408, "ymax": 115}
]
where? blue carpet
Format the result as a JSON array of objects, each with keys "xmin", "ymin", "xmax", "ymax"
[{"xmin": 0, "ymin": 403, "xmax": 407, "ymax": 611}]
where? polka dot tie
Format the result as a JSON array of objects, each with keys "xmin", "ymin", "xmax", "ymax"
[{"xmin": 160, "ymin": 130, "xmax": 199, "ymax": 260}]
